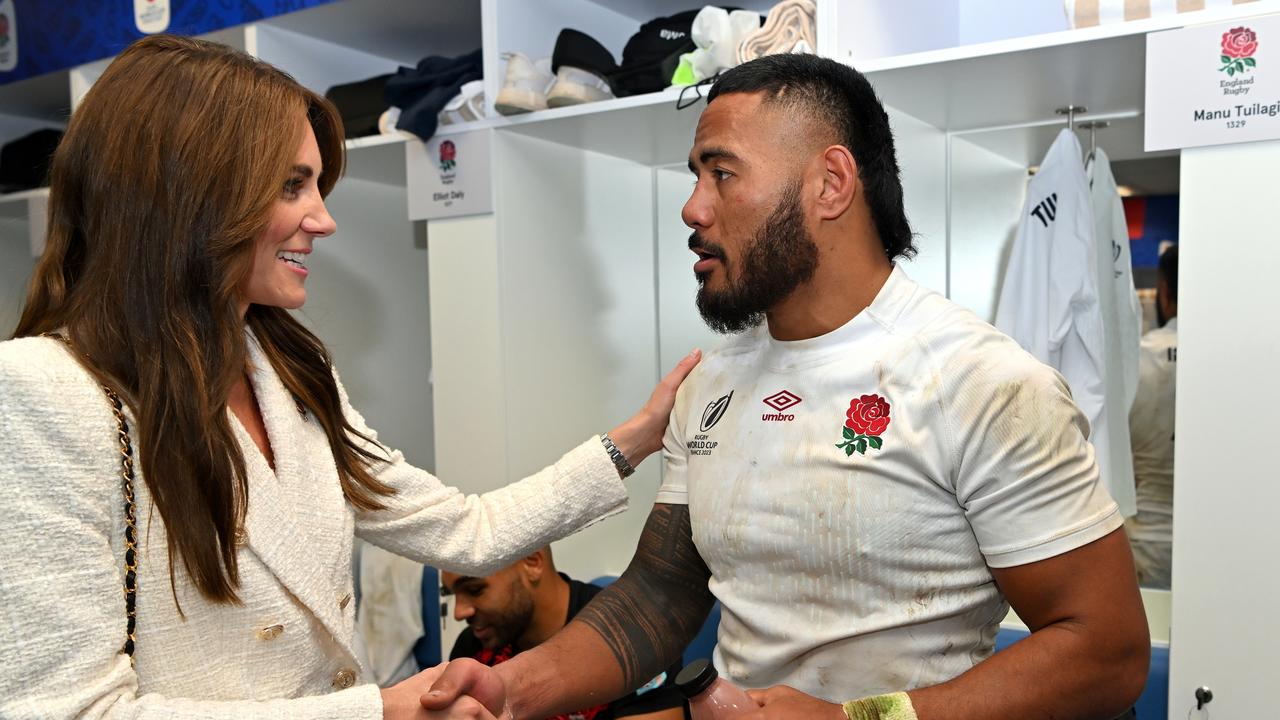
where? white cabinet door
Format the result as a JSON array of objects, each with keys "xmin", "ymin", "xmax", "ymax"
[{"xmin": 1169, "ymin": 138, "xmax": 1280, "ymax": 719}]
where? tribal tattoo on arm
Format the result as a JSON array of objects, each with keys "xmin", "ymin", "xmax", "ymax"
[{"xmin": 573, "ymin": 503, "xmax": 716, "ymax": 690}]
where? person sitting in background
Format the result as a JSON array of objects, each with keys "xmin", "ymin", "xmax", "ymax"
[
  {"xmin": 1127, "ymin": 245, "xmax": 1178, "ymax": 589},
  {"xmin": 443, "ymin": 547, "xmax": 686, "ymax": 720}
]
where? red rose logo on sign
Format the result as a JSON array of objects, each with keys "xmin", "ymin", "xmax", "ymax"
[
  {"xmin": 0, "ymin": 14, "xmax": 9, "ymax": 48},
  {"xmin": 836, "ymin": 393, "xmax": 890, "ymax": 456},
  {"xmin": 1220, "ymin": 26, "xmax": 1258, "ymax": 76},
  {"xmin": 439, "ymin": 140, "xmax": 457, "ymax": 172}
]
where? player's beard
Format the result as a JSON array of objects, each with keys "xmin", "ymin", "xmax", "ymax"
[
  {"xmin": 691, "ymin": 180, "xmax": 819, "ymax": 334},
  {"xmin": 472, "ymin": 586, "xmax": 535, "ymax": 651}
]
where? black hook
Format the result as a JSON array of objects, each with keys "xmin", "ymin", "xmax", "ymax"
[{"xmin": 1195, "ymin": 686, "xmax": 1214, "ymax": 710}]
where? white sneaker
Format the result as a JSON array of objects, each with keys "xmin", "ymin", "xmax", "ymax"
[
  {"xmin": 546, "ymin": 65, "xmax": 614, "ymax": 108},
  {"xmin": 378, "ymin": 106, "xmax": 401, "ymax": 135},
  {"xmin": 495, "ymin": 53, "xmax": 554, "ymax": 115},
  {"xmin": 439, "ymin": 79, "xmax": 486, "ymax": 126}
]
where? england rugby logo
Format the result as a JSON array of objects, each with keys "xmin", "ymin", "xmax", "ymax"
[{"xmin": 1220, "ymin": 26, "xmax": 1258, "ymax": 76}]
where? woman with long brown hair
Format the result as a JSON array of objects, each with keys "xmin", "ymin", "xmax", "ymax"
[{"xmin": 0, "ymin": 34, "xmax": 698, "ymax": 719}]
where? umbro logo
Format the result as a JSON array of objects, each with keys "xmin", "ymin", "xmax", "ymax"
[{"xmin": 761, "ymin": 390, "xmax": 801, "ymax": 422}]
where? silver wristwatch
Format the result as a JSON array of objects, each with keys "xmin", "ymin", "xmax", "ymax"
[{"xmin": 600, "ymin": 434, "xmax": 635, "ymax": 479}]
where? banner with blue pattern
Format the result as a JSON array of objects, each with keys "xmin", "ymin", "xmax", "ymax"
[{"xmin": 0, "ymin": 0, "xmax": 338, "ymax": 85}]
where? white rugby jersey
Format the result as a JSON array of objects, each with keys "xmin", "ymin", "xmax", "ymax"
[
  {"xmin": 659, "ymin": 265, "xmax": 1121, "ymax": 701},
  {"xmin": 1127, "ymin": 319, "xmax": 1177, "ymax": 543},
  {"xmin": 996, "ymin": 129, "xmax": 1131, "ymax": 516},
  {"xmin": 1088, "ymin": 148, "xmax": 1143, "ymax": 518}
]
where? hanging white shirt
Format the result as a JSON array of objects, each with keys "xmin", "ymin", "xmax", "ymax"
[
  {"xmin": 354, "ymin": 540, "xmax": 424, "ymax": 686},
  {"xmin": 995, "ymin": 129, "xmax": 1128, "ymax": 515},
  {"xmin": 1086, "ymin": 147, "xmax": 1143, "ymax": 517}
]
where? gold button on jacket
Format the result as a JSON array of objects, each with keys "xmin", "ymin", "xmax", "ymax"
[{"xmin": 331, "ymin": 669, "xmax": 357, "ymax": 689}]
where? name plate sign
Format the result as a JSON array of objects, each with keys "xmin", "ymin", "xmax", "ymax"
[
  {"xmin": 406, "ymin": 129, "xmax": 493, "ymax": 221},
  {"xmin": 1147, "ymin": 13, "xmax": 1280, "ymax": 151}
]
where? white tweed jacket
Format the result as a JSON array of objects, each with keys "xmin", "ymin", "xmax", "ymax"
[{"xmin": 0, "ymin": 334, "xmax": 629, "ymax": 719}]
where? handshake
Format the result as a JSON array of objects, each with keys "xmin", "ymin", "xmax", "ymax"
[
  {"xmin": 380, "ymin": 659, "xmax": 511, "ymax": 720},
  {"xmin": 376, "ymin": 657, "xmax": 854, "ymax": 720}
]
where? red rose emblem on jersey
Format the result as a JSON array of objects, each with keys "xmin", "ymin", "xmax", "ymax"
[
  {"xmin": 1219, "ymin": 27, "xmax": 1258, "ymax": 76},
  {"xmin": 837, "ymin": 393, "xmax": 890, "ymax": 456},
  {"xmin": 846, "ymin": 394, "xmax": 891, "ymax": 436}
]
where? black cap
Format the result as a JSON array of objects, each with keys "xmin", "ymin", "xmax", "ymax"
[{"xmin": 675, "ymin": 658, "xmax": 718, "ymax": 699}]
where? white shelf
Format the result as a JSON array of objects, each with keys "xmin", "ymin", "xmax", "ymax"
[
  {"xmin": 844, "ymin": 0, "xmax": 1276, "ymax": 68},
  {"xmin": 341, "ymin": 132, "xmax": 408, "ymax": 186},
  {"xmin": 861, "ymin": 4, "xmax": 1279, "ymax": 164},
  {"xmin": 434, "ymin": 4, "xmax": 1278, "ymax": 168},
  {"xmin": 340, "ymin": 86, "xmax": 702, "ymax": 170},
  {"xmin": 493, "ymin": 85, "xmax": 688, "ymax": 128},
  {"xmin": 0, "ymin": 71, "xmax": 71, "ymax": 124},
  {"xmin": 865, "ymin": 31, "xmax": 1147, "ymax": 133},
  {"xmin": 956, "ymin": 111, "xmax": 1155, "ymax": 169},
  {"xmin": 493, "ymin": 85, "xmax": 699, "ymax": 166},
  {"xmin": 363, "ymin": 38, "xmax": 1147, "ymax": 170},
  {"xmin": 259, "ymin": 0, "xmax": 482, "ymax": 66},
  {"xmin": 410, "ymin": 29, "xmax": 1142, "ymax": 170},
  {"xmin": 0, "ymin": 187, "xmax": 48, "ymax": 219},
  {"xmin": 345, "ymin": 131, "xmax": 414, "ymax": 151}
]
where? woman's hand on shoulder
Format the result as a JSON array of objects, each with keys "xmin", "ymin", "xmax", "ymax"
[{"xmin": 606, "ymin": 348, "xmax": 702, "ymax": 470}]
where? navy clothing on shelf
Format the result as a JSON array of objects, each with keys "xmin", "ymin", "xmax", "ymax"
[{"xmin": 384, "ymin": 49, "xmax": 483, "ymax": 140}]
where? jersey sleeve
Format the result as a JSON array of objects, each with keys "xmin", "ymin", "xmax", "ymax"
[
  {"xmin": 930, "ymin": 326, "xmax": 1123, "ymax": 568},
  {"xmin": 655, "ymin": 379, "xmax": 694, "ymax": 506},
  {"xmin": 1129, "ymin": 334, "xmax": 1172, "ymax": 444}
]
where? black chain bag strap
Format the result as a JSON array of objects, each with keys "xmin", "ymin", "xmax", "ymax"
[{"xmin": 45, "ymin": 333, "xmax": 139, "ymax": 665}]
